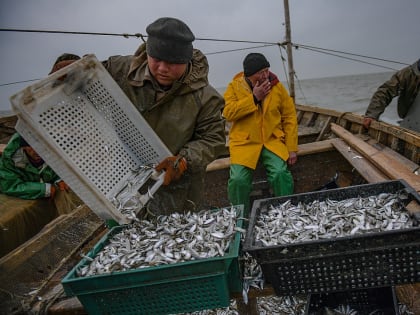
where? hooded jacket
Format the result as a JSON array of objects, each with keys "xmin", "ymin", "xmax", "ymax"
[
  {"xmin": 365, "ymin": 60, "xmax": 420, "ymax": 119},
  {"xmin": 223, "ymin": 72, "xmax": 298, "ymax": 169},
  {"xmin": 0, "ymin": 133, "xmax": 59, "ymax": 199},
  {"xmin": 103, "ymin": 43, "xmax": 226, "ymax": 213}
]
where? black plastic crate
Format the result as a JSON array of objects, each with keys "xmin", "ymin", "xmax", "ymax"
[
  {"xmin": 243, "ymin": 180, "xmax": 420, "ymax": 295},
  {"xmin": 305, "ymin": 286, "xmax": 398, "ymax": 315}
]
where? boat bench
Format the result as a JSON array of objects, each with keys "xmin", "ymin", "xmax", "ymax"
[{"xmin": 0, "ymin": 194, "xmax": 58, "ymax": 257}]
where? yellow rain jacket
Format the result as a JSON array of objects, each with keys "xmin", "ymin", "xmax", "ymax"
[{"xmin": 223, "ymin": 72, "xmax": 298, "ymax": 169}]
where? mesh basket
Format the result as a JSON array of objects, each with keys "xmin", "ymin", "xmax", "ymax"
[
  {"xmin": 305, "ymin": 286, "xmax": 398, "ymax": 315},
  {"xmin": 10, "ymin": 55, "xmax": 171, "ymax": 224},
  {"xmin": 243, "ymin": 180, "xmax": 420, "ymax": 295}
]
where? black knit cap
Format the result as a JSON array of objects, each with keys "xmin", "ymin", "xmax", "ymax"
[
  {"xmin": 146, "ymin": 17, "xmax": 195, "ymax": 64},
  {"xmin": 243, "ymin": 53, "xmax": 270, "ymax": 77}
]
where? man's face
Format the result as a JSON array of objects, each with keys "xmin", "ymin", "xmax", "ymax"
[
  {"xmin": 248, "ymin": 67, "xmax": 270, "ymax": 86},
  {"xmin": 147, "ymin": 56, "xmax": 187, "ymax": 87},
  {"xmin": 23, "ymin": 146, "xmax": 43, "ymax": 165}
]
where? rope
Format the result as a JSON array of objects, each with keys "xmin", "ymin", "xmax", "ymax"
[
  {"xmin": 0, "ymin": 27, "xmax": 412, "ymax": 88},
  {"xmin": 278, "ymin": 45, "xmax": 290, "ymax": 89}
]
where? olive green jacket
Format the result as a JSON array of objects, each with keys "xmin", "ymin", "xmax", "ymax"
[
  {"xmin": 103, "ymin": 44, "xmax": 226, "ymax": 213},
  {"xmin": 0, "ymin": 133, "xmax": 59, "ymax": 199},
  {"xmin": 365, "ymin": 60, "xmax": 420, "ymax": 119}
]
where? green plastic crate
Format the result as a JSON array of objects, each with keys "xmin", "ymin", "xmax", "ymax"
[{"xmin": 62, "ymin": 206, "xmax": 243, "ymax": 315}]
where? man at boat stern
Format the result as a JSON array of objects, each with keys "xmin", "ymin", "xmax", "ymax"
[
  {"xmin": 363, "ymin": 58, "xmax": 420, "ymax": 133},
  {"xmin": 223, "ymin": 53, "xmax": 298, "ymax": 216},
  {"xmin": 103, "ymin": 17, "xmax": 226, "ymax": 215}
]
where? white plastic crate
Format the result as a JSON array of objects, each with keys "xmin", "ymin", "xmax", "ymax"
[{"xmin": 10, "ymin": 54, "xmax": 171, "ymax": 224}]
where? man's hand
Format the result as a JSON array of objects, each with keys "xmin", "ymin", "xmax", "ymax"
[
  {"xmin": 362, "ymin": 117, "xmax": 374, "ymax": 129},
  {"xmin": 253, "ymin": 80, "xmax": 271, "ymax": 102},
  {"xmin": 57, "ymin": 180, "xmax": 70, "ymax": 191},
  {"xmin": 155, "ymin": 156, "xmax": 187, "ymax": 185},
  {"xmin": 288, "ymin": 151, "xmax": 297, "ymax": 166},
  {"xmin": 50, "ymin": 185, "xmax": 56, "ymax": 199}
]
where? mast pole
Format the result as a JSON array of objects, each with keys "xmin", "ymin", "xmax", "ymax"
[{"xmin": 283, "ymin": 0, "xmax": 295, "ymax": 100}]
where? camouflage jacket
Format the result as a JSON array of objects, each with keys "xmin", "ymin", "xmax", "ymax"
[{"xmin": 365, "ymin": 60, "xmax": 420, "ymax": 119}]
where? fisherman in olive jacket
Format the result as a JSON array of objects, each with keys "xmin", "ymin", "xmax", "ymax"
[
  {"xmin": 103, "ymin": 17, "xmax": 226, "ymax": 215},
  {"xmin": 363, "ymin": 59, "xmax": 420, "ymax": 132}
]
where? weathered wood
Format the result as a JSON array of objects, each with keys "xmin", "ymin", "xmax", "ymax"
[
  {"xmin": 332, "ymin": 138, "xmax": 389, "ymax": 183},
  {"xmin": 297, "ymin": 139, "xmax": 336, "ymax": 156},
  {"xmin": 0, "ymin": 143, "xmax": 6, "ymax": 155},
  {"xmin": 406, "ymin": 200, "xmax": 420, "ymax": 221},
  {"xmin": 47, "ymin": 297, "xmax": 86, "ymax": 315},
  {"xmin": 206, "ymin": 139, "xmax": 336, "ymax": 172},
  {"xmin": 316, "ymin": 116, "xmax": 332, "ymax": 141},
  {"xmin": 364, "ymin": 138, "xmax": 419, "ymax": 173},
  {"xmin": 331, "ymin": 123, "xmax": 420, "ymax": 191},
  {"xmin": 0, "ymin": 205, "xmax": 103, "ymax": 314}
]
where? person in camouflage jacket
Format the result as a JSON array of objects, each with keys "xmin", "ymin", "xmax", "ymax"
[
  {"xmin": 363, "ymin": 59, "xmax": 420, "ymax": 129},
  {"xmin": 103, "ymin": 17, "xmax": 226, "ymax": 215}
]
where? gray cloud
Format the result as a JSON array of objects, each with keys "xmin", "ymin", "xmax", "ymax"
[{"xmin": 1, "ymin": 0, "xmax": 419, "ymax": 112}]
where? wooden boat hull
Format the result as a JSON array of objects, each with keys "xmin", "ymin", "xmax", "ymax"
[{"xmin": 0, "ymin": 104, "xmax": 419, "ymax": 314}]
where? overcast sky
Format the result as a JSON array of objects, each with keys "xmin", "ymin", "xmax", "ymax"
[{"xmin": 1, "ymin": 0, "xmax": 419, "ymax": 112}]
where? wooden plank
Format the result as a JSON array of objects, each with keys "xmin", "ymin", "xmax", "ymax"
[
  {"xmin": 206, "ymin": 139, "xmax": 336, "ymax": 172},
  {"xmin": 298, "ymin": 125, "xmax": 321, "ymax": 137},
  {"xmin": 0, "ymin": 143, "xmax": 5, "ymax": 155},
  {"xmin": 364, "ymin": 137, "xmax": 419, "ymax": 173},
  {"xmin": 331, "ymin": 123, "xmax": 420, "ymax": 191},
  {"xmin": 297, "ymin": 139, "xmax": 336, "ymax": 156},
  {"xmin": 332, "ymin": 138, "xmax": 389, "ymax": 183}
]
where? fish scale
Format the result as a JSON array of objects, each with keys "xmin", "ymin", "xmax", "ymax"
[
  {"xmin": 77, "ymin": 207, "xmax": 239, "ymax": 277},
  {"xmin": 255, "ymin": 192, "xmax": 413, "ymax": 246}
]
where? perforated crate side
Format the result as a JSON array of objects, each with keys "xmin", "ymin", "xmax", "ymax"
[
  {"xmin": 305, "ymin": 286, "xmax": 398, "ymax": 315},
  {"xmin": 10, "ymin": 55, "xmax": 171, "ymax": 224},
  {"xmin": 61, "ymin": 206, "xmax": 243, "ymax": 314}
]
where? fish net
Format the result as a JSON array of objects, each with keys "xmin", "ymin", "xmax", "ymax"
[{"xmin": 0, "ymin": 205, "xmax": 104, "ymax": 314}]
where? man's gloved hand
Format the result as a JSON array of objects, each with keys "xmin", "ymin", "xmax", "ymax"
[
  {"xmin": 57, "ymin": 180, "xmax": 70, "ymax": 191},
  {"xmin": 155, "ymin": 156, "xmax": 187, "ymax": 185},
  {"xmin": 50, "ymin": 185, "xmax": 56, "ymax": 199},
  {"xmin": 362, "ymin": 117, "xmax": 374, "ymax": 129}
]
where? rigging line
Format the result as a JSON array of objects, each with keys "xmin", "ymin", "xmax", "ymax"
[
  {"xmin": 0, "ymin": 28, "xmax": 277, "ymax": 45},
  {"xmin": 279, "ymin": 44, "xmax": 308, "ymax": 104},
  {"xmin": 277, "ymin": 46, "xmax": 290, "ymax": 90},
  {"xmin": 0, "ymin": 78, "xmax": 41, "ymax": 87},
  {"xmin": 205, "ymin": 44, "xmax": 277, "ymax": 56},
  {"xmin": 293, "ymin": 72, "xmax": 308, "ymax": 105},
  {"xmin": 0, "ymin": 44, "xmax": 277, "ymax": 87},
  {"xmin": 297, "ymin": 46, "xmax": 399, "ymax": 72},
  {"xmin": 0, "ymin": 28, "xmax": 145, "ymax": 38},
  {"xmin": 293, "ymin": 42, "xmax": 410, "ymax": 66}
]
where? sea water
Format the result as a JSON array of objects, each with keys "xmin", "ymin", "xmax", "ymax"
[
  {"xmin": 1, "ymin": 72, "xmax": 399, "ymax": 125},
  {"xmin": 293, "ymin": 71, "xmax": 399, "ymax": 125}
]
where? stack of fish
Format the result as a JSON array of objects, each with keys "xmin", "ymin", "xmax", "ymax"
[
  {"xmin": 77, "ymin": 207, "xmax": 241, "ymax": 277},
  {"xmin": 254, "ymin": 192, "xmax": 413, "ymax": 246}
]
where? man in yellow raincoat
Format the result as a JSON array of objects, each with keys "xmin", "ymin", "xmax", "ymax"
[{"xmin": 223, "ymin": 53, "xmax": 298, "ymax": 216}]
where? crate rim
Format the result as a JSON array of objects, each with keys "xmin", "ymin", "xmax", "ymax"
[
  {"xmin": 62, "ymin": 205, "xmax": 244, "ymax": 296},
  {"xmin": 243, "ymin": 179, "xmax": 420, "ymax": 253}
]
